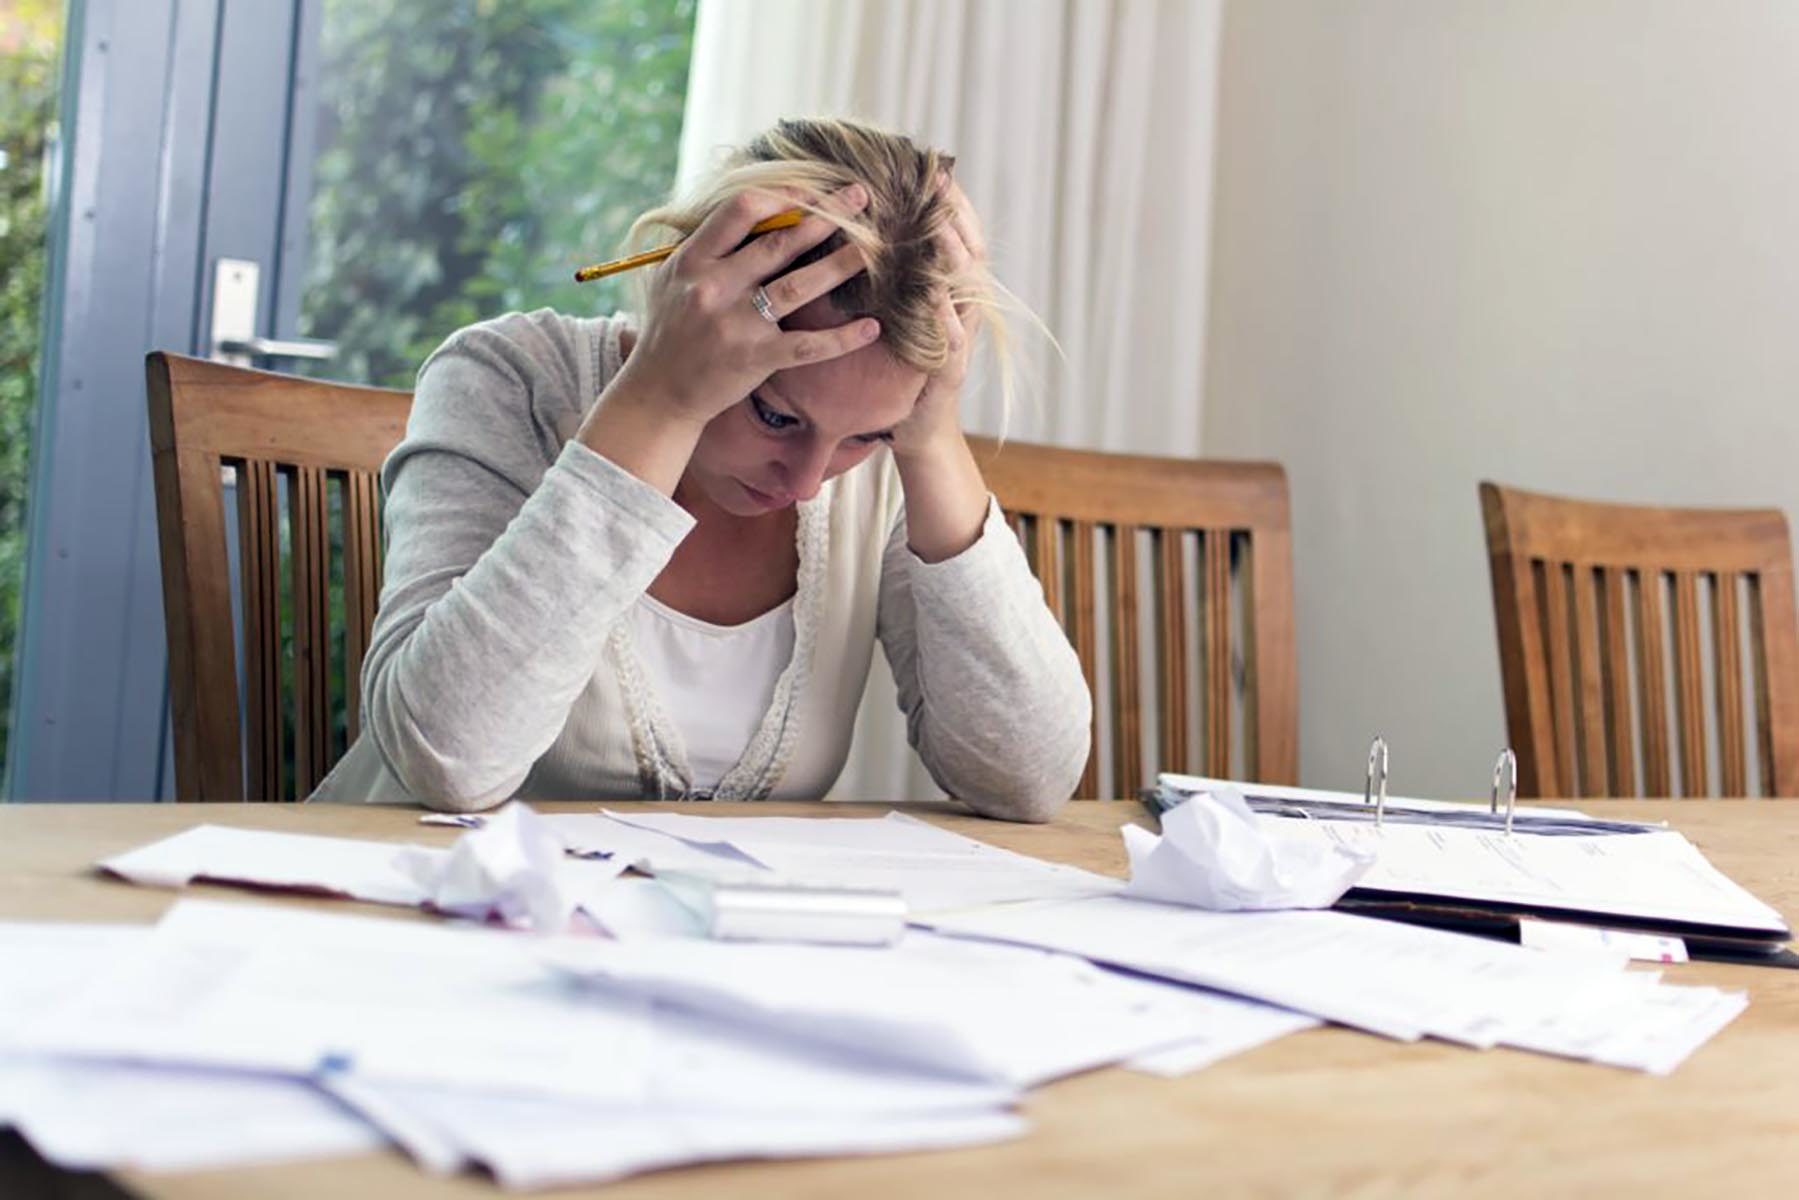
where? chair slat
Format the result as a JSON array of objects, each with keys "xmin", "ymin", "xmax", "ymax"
[
  {"xmin": 1599, "ymin": 567, "xmax": 1636, "ymax": 796},
  {"xmin": 1672, "ymin": 570, "xmax": 1708, "ymax": 796},
  {"xmin": 238, "ymin": 460, "xmax": 283, "ymax": 803},
  {"xmin": 1635, "ymin": 570, "xmax": 1672, "ymax": 796},
  {"xmin": 1203, "ymin": 528, "xmax": 1231, "ymax": 777},
  {"xmin": 1714, "ymin": 571, "xmax": 1747, "ymax": 796},
  {"xmin": 342, "ymin": 470, "xmax": 381, "ymax": 737},
  {"xmin": 1110, "ymin": 525, "xmax": 1143, "ymax": 800},
  {"xmin": 290, "ymin": 465, "xmax": 333, "ymax": 796},
  {"xmin": 1157, "ymin": 530, "xmax": 1189, "ymax": 774},
  {"xmin": 1538, "ymin": 561, "xmax": 1578, "ymax": 796},
  {"xmin": 1070, "ymin": 520, "xmax": 1098, "ymax": 798},
  {"xmin": 1033, "ymin": 516, "xmax": 1064, "ymax": 626},
  {"xmin": 1571, "ymin": 564, "xmax": 1608, "ymax": 795}
]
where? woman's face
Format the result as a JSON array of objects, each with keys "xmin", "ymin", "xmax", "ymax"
[{"xmin": 683, "ymin": 299, "xmax": 926, "ymax": 517}]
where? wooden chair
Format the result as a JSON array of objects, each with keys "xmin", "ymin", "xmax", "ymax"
[
  {"xmin": 147, "ymin": 352, "xmax": 410, "ymax": 802},
  {"xmin": 969, "ymin": 437, "xmax": 1298, "ymax": 799},
  {"xmin": 1480, "ymin": 481, "xmax": 1799, "ymax": 799},
  {"xmin": 146, "ymin": 354, "xmax": 1296, "ymax": 804}
]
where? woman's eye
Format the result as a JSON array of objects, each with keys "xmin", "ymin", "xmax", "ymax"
[{"xmin": 750, "ymin": 395, "xmax": 799, "ymax": 431}]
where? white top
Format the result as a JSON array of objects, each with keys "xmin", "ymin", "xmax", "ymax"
[{"xmin": 629, "ymin": 594, "xmax": 797, "ymax": 793}]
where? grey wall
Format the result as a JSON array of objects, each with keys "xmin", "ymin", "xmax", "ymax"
[{"xmin": 1202, "ymin": 0, "xmax": 1799, "ymax": 796}]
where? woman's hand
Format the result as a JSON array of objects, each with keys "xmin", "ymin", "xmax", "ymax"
[
  {"xmin": 577, "ymin": 184, "xmax": 879, "ymax": 496},
  {"xmin": 611, "ymin": 184, "xmax": 881, "ymax": 432},
  {"xmin": 890, "ymin": 174, "xmax": 994, "ymax": 562},
  {"xmin": 890, "ymin": 174, "xmax": 987, "ymax": 459}
]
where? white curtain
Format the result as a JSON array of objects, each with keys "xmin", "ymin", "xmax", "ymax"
[{"xmin": 676, "ymin": 0, "xmax": 1224, "ymax": 800}]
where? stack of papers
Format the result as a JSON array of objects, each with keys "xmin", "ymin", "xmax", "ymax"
[
  {"xmin": 29, "ymin": 800, "xmax": 1768, "ymax": 1187},
  {"xmin": 2, "ymin": 895, "xmax": 1309, "ymax": 1186},
  {"xmin": 921, "ymin": 894, "xmax": 1746, "ymax": 1070}
]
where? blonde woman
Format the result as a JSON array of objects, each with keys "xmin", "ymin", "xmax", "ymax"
[{"xmin": 312, "ymin": 118, "xmax": 1091, "ymax": 820}]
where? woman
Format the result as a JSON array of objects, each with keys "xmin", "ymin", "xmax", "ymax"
[{"xmin": 311, "ymin": 118, "xmax": 1090, "ymax": 821}]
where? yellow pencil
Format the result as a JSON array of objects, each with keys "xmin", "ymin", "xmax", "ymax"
[{"xmin": 573, "ymin": 210, "xmax": 807, "ymax": 283}]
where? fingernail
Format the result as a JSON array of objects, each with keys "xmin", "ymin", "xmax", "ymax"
[
  {"xmin": 845, "ymin": 183, "xmax": 868, "ymax": 207},
  {"xmin": 860, "ymin": 319, "xmax": 880, "ymax": 340}
]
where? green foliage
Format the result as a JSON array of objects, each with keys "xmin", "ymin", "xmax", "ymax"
[
  {"xmin": 299, "ymin": 0, "xmax": 697, "ymax": 388},
  {"xmin": 281, "ymin": 0, "xmax": 694, "ymax": 790},
  {"xmin": 0, "ymin": 2, "xmax": 62, "ymax": 777}
]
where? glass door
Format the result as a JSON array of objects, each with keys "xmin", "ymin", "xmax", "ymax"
[
  {"xmin": 285, "ymin": 0, "xmax": 697, "ymax": 389},
  {"xmin": 8, "ymin": 0, "xmax": 694, "ymax": 800}
]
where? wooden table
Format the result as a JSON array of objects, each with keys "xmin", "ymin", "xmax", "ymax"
[{"xmin": 2, "ymin": 799, "xmax": 1796, "ymax": 1199}]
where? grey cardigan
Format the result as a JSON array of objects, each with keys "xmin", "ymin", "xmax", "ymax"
[{"xmin": 309, "ymin": 310, "xmax": 1090, "ymax": 821}]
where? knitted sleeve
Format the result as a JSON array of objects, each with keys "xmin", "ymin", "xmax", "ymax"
[
  {"xmin": 358, "ymin": 313, "xmax": 693, "ymax": 812},
  {"xmin": 877, "ymin": 497, "xmax": 1093, "ymax": 822}
]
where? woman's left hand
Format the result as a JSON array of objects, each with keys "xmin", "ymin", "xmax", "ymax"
[{"xmin": 890, "ymin": 173, "xmax": 987, "ymax": 460}]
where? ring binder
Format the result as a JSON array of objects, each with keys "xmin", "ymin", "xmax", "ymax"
[
  {"xmin": 1491, "ymin": 748, "xmax": 1519, "ymax": 835},
  {"xmin": 1364, "ymin": 737, "xmax": 1390, "ymax": 828},
  {"xmin": 1150, "ymin": 738, "xmax": 1791, "ymax": 960}
]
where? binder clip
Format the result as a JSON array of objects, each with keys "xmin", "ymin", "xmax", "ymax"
[
  {"xmin": 1364, "ymin": 736, "xmax": 1390, "ymax": 828},
  {"xmin": 1490, "ymin": 748, "xmax": 1519, "ymax": 835}
]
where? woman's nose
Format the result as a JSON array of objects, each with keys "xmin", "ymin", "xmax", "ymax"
[{"xmin": 776, "ymin": 444, "xmax": 834, "ymax": 501}]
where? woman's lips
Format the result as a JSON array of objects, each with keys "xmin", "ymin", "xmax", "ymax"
[{"xmin": 739, "ymin": 479, "xmax": 790, "ymax": 507}]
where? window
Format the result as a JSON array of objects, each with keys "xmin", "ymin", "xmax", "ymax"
[
  {"xmin": 298, "ymin": 0, "xmax": 698, "ymax": 388},
  {"xmin": 0, "ymin": 0, "xmax": 62, "ymax": 774}
]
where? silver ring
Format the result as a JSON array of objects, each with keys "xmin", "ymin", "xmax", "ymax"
[{"xmin": 749, "ymin": 286, "xmax": 778, "ymax": 323}]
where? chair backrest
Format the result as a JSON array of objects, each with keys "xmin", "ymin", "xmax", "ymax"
[
  {"xmin": 968, "ymin": 437, "xmax": 1298, "ymax": 798},
  {"xmin": 1480, "ymin": 481, "xmax": 1799, "ymax": 799},
  {"xmin": 146, "ymin": 357, "xmax": 1296, "ymax": 804},
  {"xmin": 147, "ymin": 352, "xmax": 411, "ymax": 802}
]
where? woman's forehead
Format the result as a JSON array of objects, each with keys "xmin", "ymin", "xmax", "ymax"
[{"xmin": 766, "ymin": 329, "xmax": 925, "ymax": 431}]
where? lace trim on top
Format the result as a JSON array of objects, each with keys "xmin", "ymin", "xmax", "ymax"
[{"xmin": 592, "ymin": 314, "xmax": 828, "ymax": 801}]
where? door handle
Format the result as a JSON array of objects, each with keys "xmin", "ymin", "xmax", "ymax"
[
  {"xmin": 209, "ymin": 258, "xmax": 339, "ymax": 367},
  {"xmin": 215, "ymin": 335, "xmax": 338, "ymax": 361}
]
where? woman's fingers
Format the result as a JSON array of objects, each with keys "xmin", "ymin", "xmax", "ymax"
[
  {"xmin": 939, "ymin": 175, "xmax": 987, "ymax": 264},
  {"xmin": 758, "ymin": 243, "xmax": 868, "ymax": 320},
  {"xmin": 728, "ymin": 183, "xmax": 869, "ymax": 280},
  {"xmin": 774, "ymin": 316, "xmax": 882, "ymax": 369},
  {"xmin": 681, "ymin": 189, "xmax": 809, "ymax": 262},
  {"xmin": 936, "ymin": 291, "xmax": 966, "ymax": 358}
]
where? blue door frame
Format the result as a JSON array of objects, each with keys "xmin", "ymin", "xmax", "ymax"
[{"xmin": 6, "ymin": 0, "xmax": 318, "ymax": 801}]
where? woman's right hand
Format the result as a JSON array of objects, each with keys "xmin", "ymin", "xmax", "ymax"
[{"xmin": 612, "ymin": 184, "xmax": 880, "ymax": 430}]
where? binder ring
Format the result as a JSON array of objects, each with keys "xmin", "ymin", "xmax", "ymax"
[
  {"xmin": 1365, "ymin": 736, "xmax": 1390, "ymax": 828},
  {"xmin": 1491, "ymin": 748, "xmax": 1519, "ymax": 835}
]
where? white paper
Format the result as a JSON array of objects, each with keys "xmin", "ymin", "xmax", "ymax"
[
  {"xmin": 1266, "ymin": 818, "xmax": 1789, "ymax": 934},
  {"xmin": 99, "ymin": 815, "xmax": 628, "ymax": 932},
  {"xmin": 14, "ymin": 901, "xmax": 1016, "ymax": 1116},
  {"xmin": 603, "ymin": 810, "xmax": 1117, "ymax": 913},
  {"xmin": 330, "ymin": 1079, "xmax": 1026, "ymax": 1192},
  {"xmin": 1505, "ymin": 979, "xmax": 1748, "ymax": 1075},
  {"xmin": 16, "ymin": 899, "xmax": 658, "ymax": 1103},
  {"xmin": 1520, "ymin": 919, "xmax": 1688, "ymax": 964},
  {"xmin": 0, "ymin": 921, "xmax": 384, "ymax": 1173},
  {"xmin": 1121, "ymin": 788, "xmax": 1374, "ymax": 910},
  {"xmin": 546, "ymin": 929, "xmax": 1308, "ymax": 1089},
  {"xmin": 395, "ymin": 802, "xmax": 626, "ymax": 931},
  {"xmin": 4, "ymin": 1059, "xmax": 384, "ymax": 1173},
  {"xmin": 925, "ymin": 894, "xmax": 1637, "ymax": 1047},
  {"xmin": 1123, "ymin": 1007, "xmax": 1320, "ymax": 1077},
  {"xmin": 579, "ymin": 876, "xmax": 709, "ymax": 939},
  {"xmin": 100, "ymin": 824, "xmax": 435, "ymax": 906},
  {"xmin": 553, "ymin": 812, "xmax": 771, "ymax": 872}
]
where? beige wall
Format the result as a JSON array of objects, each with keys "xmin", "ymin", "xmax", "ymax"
[{"xmin": 1202, "ymin": 1, "xmax": 1799, "ymax": 795}]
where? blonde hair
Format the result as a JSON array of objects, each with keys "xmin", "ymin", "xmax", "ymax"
[{"xmin": 628, "ymin": 117, "xmax": 1025, "ymax": 414}]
